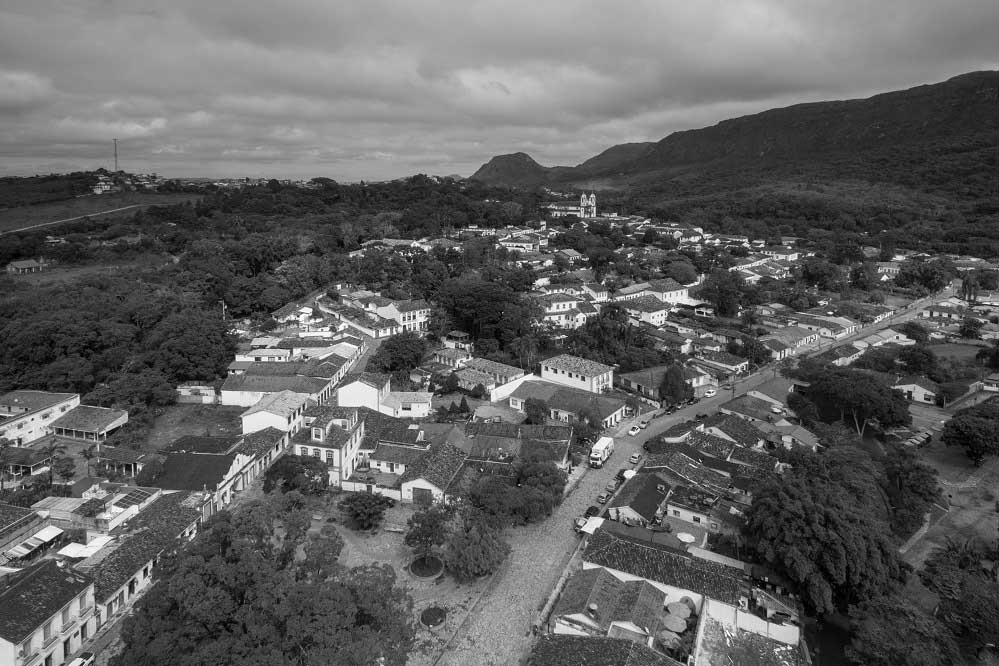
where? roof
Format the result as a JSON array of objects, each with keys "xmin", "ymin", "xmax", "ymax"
[
  {"xmin": 382, "ymin": 392, "xmax": 433, "ymax": 409},
  {"xmin": 49, "ymin": 405, "xmax": 127, "ymax": 433},
  {"xmin": 399, "ymin": 443, "xmax": 467, "ymax": 491},
  {"xmin": 694, "ymin": 613, "xmax": 804, "ymax": 666},
  {"xmin": 0, "ymin": 503, "xmax": 35, "ymax": 529},
  {"xmin": 238, "ymin": 428, "xmax": 286, "ymax": 456},
  {"xmin": 608, "ymin": 472, "xmax": 670, "ymax": 521},
  {"xmin": 0, "ymin": 390, "xmax": 76, "ymax": 413},
  {"xmin": 623, "ymin": 295, "xmax": 670, "ymax": 313},
  {"xmin": 668, "ymin": 484, "xmax": 717, "ymax": 513},
  {"xmin": 510, "ymin": 382, "xmax": 627, "ymax": 422},
  {"xmin": 81, "ymin": 492, "xmax": 201, "ymax": 602},
  {"xmin": 340, "ymin": 372, "xmax": 391, "ymax": 390},
  {"xmin": 393, "ymin": 299, "xmax": 430, "ymax": 313},
  {"xmin": 719, "ymin": 395, "xmax": 782, "ymax": 422},
  {"xmin": 164, "ymin": 435, "xmax": 241, "ymax": 455},
  {"xmin": 3, "ymin": 446, "xmax": 51, "ymax": 466},
  {"xmin": 454, "ymin": 367, "xmax": 495, "ymax": 386},
  {"xmin": 543, "ymin": 354, "xmax": 614, "ymax": 377},
  {"xmin": 240, "ymin": 390, "xmax": 308, "ymax": 419},
  {"xmin": 96, "ymin": 445, "xmax": 146, "ymax": 464},
  {"xmin": 553, "ymin": 567, "xmax": 666, "ymax": 634},
  {"xmin": 702, "ymin": 414, "xmax": 765, "ymax": 448},
  {"xmin": 463, "ymin": 357, "xmax": 525, "ymax": 379},
  {"xmin": 685, "ymin": 431, "xmax": 737, "ymax": 459},
  {"xmin": 221, "ymin": 374, "xmax": 329, "ymax": 395},
  {"xmin": 583, "ymin": 529, "xmax": 745, "ymax": 605},
  {"xmin": 529, "ymin": 633, "xmax": 683, "ymax": 666},
  {"xmin": 370, "ymin": 442, "xmax": 429, "ymax": 466},
  {"xmin": 154, "ymin": 452, "xmax": 237, "ymax": 492},
  {"xmin": 0, "ymin": 560, "xmax": 93, "ymax": 643},
  {"xmin": 893, "ymin": 375, "xmax": 939, "ymax": 393},
  {"xmin": 354, "ymin": 407, "xmax": 421, "ymax": 450},
  {"xmin": 648, "ymin": 278, "xmax": 684, "ymax": 292}
]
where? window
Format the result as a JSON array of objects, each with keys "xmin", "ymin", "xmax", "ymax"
[
  {"xmin": 61, "ymin": 606, "xmax": 70, "ymax": 624},
  {"xmin": 672, "ymin": 510, "xmax": 680, "ymax": 516},
  {"xmin": 313, "ymin": 427, "xmax": 323, "ymax": 441},
  {"xmin": 43, "ymin": 620, "xmax": 53, "ymax": 640},
  {"xmin": 20, "ymin": 637, "xmax": 32, "ymax": 656},
  {"xmin": 388, "ymin": 462, "xmax": 395, "ymax": 473},
  {"xmin": 312, "ymin": 448, "xmax": 321, "ymax": 458},
  {"xmin": 299, "ymin": 447, "xmax": 309, "ymax": 456},
  {"xmin": 692, "ymin": 516, "xmax": 701, "ymax": 523},
  {"xmin": 325, "ymin": 450, "xmax": 335, "ymax": 462}
]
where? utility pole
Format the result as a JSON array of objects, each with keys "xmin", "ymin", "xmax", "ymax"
[
  {"xmin": 113, "ymin": 138, "xmax": 118, "ymax": 172},
  {"xmin": 219, "ymin": 300, "xmax": 227, "ymax": 320}
]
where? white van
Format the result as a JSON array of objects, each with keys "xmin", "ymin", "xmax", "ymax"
[{"xmin": 68, "ymin": 653, "xmax": 96, "ymax": 666}]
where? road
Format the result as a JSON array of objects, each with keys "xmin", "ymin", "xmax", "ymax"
[{"xmin": 0, "ymin": 204, "xmax": 142, "ymax": 236}]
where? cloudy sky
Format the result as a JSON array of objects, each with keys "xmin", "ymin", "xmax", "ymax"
[{"xmin": 1, "ymin": 1, "xmax": 997, "ymax": 181}]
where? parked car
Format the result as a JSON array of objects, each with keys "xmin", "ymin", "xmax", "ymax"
[
  {"xmin": 639, "ymin": 419, "xmax": 650, "ymax": 429},
  {"xmin": 695, "ymin": 412, "xmax": 710, "ymax": 419},
  {"xmin": 605, "ymin": 479, "xmax": 620, "ymax": 493},
  {"xmin": 721, "ymin": 383, "xmax": 733, "ymax": 390},
  {"xmin": 704, "ymin": 388, "xmax": 717, "ymax": 397},
  {"xmin": 615, "ymin": 468, "xmax": 629, "ymax": 481},
  {"xmin": 596, "ymin": 492, "xmax": 611, "ymax": 504},
  {"xmin": 628, "ymin": 425, "xmax": 642, "ymax": 436},
  {"xmin": 584, "ymin": 505, "xmax": 600, "ymax": 517},
  {"xmin": 770, "ymin": 405, "xmax": 784, "ymax": 414},
  {"xmin": 629, "ymin": 452, "xmax": 641, "ymax": 464},
  {"xmin": 573, "ymin": 516, "xmax": 588, "ymax": 532}
]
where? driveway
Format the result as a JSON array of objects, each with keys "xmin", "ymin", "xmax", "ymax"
[{"xmin": 437, "ymin": 441, "xmax": 643, "ymax": 666}]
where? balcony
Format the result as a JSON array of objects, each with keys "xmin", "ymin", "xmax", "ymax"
[
  {"xmin": 17, "ymin": 649, "xmax": 40, "ymax": 666},
  {"xmin": 78, "ymin": 605, "xmax": 94, "ymax": 619},
  {"xmin": 61, "ymin": 617, "xmax": 78, "ymax": 635},
  {"xmin": 42, "ymin": 633, "xmax": 59, "ymax": 648}
]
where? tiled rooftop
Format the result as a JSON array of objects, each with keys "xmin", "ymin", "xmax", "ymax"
[
  {"xmin": 543, "ymin": 354, "xmax": 615, "ymax": 377},
  {"xmin": 0, "ymin": 560, "xmax": 92, "ymax": 643}
]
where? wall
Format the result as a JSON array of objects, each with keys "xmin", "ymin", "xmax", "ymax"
[
  {"xmin": 0, "ymin": 394, "xmax": 80, "ymax": 446},
  {"xmin": 491, "ymin": 374, "xmax": 543, "ymax": 403},
  {"xmin": 400, "ymin": 478, "xmax": 444, "ymax": 504}
]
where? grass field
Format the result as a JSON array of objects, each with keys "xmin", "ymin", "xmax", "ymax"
[
  {"xmin": 0, "ymin": 191, "xmax": 200, "ymax": 234},
  {"xmin": 144, "ymin": 404, "xmax": 245, "ymax": 453},
  {"xmin": 928, "ymin": 342, "xmax": 988, "ymax": 362},
  {"xmin": 3, "ymin": 253, "xmax": 174, "ymax": 286}
]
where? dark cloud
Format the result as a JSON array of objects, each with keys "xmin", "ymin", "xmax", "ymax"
[{"xmin": 0, "ymin": 0, "xmax": 997, "ymax": 180}]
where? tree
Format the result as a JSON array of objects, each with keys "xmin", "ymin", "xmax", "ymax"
[
  {"xmin": 338, "ymin": 493, "xmax": 395, "ymax": 530},
  {"xmin": 302, "ymin": 524, "xmax": 345, "ymax": 581},
  {"xmin": 263, "ymin": 455, "xmax": 329, "ymax": 494},
  {"xmin": 898, "ymin": 321, "xmax": 929, "ymax": 345},
  {"xmin": 736, "ymin": 336, "xmax": 772, "ymax": 366},
  {"xmin": 39, "ymin": 438, "xmax": 67, "ymax": 485},
  {"xmin": 459, "ymin": 396, "xmax": 470, "ymax": 413},
  {"xmin": 744, "ymin": 461, "xmax": 906, "ymax": 614},
  {"xmin": 366, "ymin": 331, "xmax": 429, "ymax": 374},
  {"xmin": 941, "ymin": 414, "xmax": 999, "ymax": 464},
  {"xmin": 52, "ymin": 456, "xmax": 77, "ymax": 484},
  {"xmin": 112, "ymin": 506, "xmax": 415, "ymax": 666},
  {"xmin": 804, "ymin": 368, "xmax": 911, "ymax": 437},
  {"xmin": 403, "ymin": 505, "xmax": 449, "ymax": 564},
  {"xmin": 658, "ymin": 364, "xmax": 693, "ymax": 405},
  {"xmin": 524, "ymin": 398, "xmax": 549, "ymax": 425},
  {"xmin": 959, "ymin": 317, "xmax": 983, "ymax": 339},
  {"xmin": 700, "ymin": 269, "xmax": 745, "ymax": 317},
  {"xmin": 881, "ymin": 449, "xmax": 940, "ymax": 537},
  {"xmin": 847, "ymin": 595, "xmax": 962, "ymax": 666},
  {"xmin": 80, "ymin": 444, "xmax": 97, "ymax": 477},
  {"xmin": 444, "ymin": 510, "xmax": 510, "ymax": 582}
]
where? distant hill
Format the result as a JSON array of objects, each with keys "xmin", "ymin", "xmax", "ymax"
[
  {"xmin": 470, "ymin": 71, "xmax": 999, "ymax": 202},
  {"xmin": 0, "ymin": 172, "xmax": 100, "ymax": 209}
]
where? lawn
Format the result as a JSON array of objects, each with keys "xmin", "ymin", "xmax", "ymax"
[
  {"xmin": 6, "ymin": 253, "xmax": 173, "ymax": 286},
  {"xmin": 144, "ymin": 404, "xmax": 245, "ymax": 453},
  {"xmin": 927, "ymin": 342, "xmax": 988, "ymax": 362},
  {"xmin": 0, "ymin": 191, "xmax": 200, "ymax": 234}
]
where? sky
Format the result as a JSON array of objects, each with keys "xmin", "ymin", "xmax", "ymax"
[{"xmin": 1, "ymin": 1, "xmax": 998, "ymax": 182}]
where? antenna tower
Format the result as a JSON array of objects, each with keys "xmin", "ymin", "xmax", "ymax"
[{"xmin": 113, "ymin": 138, "xmax": 118, "ymax": 172}]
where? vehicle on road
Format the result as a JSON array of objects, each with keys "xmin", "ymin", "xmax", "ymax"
[
  {"xmin": 695, "ymin": 412, "xmax": 710, "ymax": 419},
  {"xmin": 615, "ymin": 468, "xmax": 630, "ymax": 481},
  {"xmin": 639, "ymin": 419, "xmax": 650, "ymax": 429},
  {"xmin": 627, "ymin": 425, "xmax": 641, "ymax": 436},
  {"xmin": 704, "ymin": 388, "xmax": 717, "ymax": 397},
  {"xmin": 589, "ymin": 436, "xmax": 615, "ymax": 467},
  {"xmin": 770, "ymin": 405, "xmax": 784, "ymax": 414},
  {"xmin": 721, "ymin": 383, "xmax": 732, "ymax": 390},
  {"xmin": 596, "ymin": 491, "xmax": 610, "ymax": 504},
  {"xmin": 573, "ymin": 516, "xmax": 588, "ymax": 532},
  {"xmin": 584, "ymin": 505, "xmax": 600, "ymax": 518},
  {"xmin": 605, "ymin": 478, "xmax": 621, "ymax": 493},
  {"xmin": 629, "ymin": 452, "xmax": 641, "ymax": 464}
]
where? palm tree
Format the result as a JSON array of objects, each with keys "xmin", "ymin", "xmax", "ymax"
[
  {"xmin": 40, "ymin": 438, "xmax": 67, "ymax": 486},
  {"xmin": 80, "ymin": 444, "xmax": 97, "ymax": 477}
]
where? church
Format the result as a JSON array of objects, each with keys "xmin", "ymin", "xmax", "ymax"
[{"xmin": 545, "ymin": 193, "xmax": 597, "ymax": 218}]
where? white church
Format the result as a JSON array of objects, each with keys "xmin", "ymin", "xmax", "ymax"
[{"xmin": 545, "ymin": 193, "xmax": 597, "ymax": 219}]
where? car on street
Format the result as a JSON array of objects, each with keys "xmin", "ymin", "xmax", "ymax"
[
  {"xmin": 596, "ymin": 492, "xmax": 611, "ymax": 504},
  {"xmin": 721, "ymin": 383, "xmax": 733, "ymax": 390},
  {"xmin": 605, "ymin": 478, "xmax": 621, "ymax": 493},
  {"xmin": 695, "ymin": 412, "xmax": 710, "ymax": 419},
  {"xmin": 615, "ymin": 468, "xmax": 630, "ymax": 481},
  {"xmin": 629, "ymin": 452, "xmax": 641, "ymax": 464},
  {"xmin": 584, "ymin": 505, "xmax": 600, "ymax": 518},
  {"xmin": 639, "ymin": 419, "xmax": 650, "ymax": 429},
  {"xmin": 573, "ymin": 516, "xmax": 588, "ymax": 532},
  {"xmin": 627, "ymin": 425, "xmax": 642, "ymax": 436},
  {"xmin": 770, "ymin": 405, "xmax": 784, "ymax": 414},
  {"xmin": 704, "ymin": 388, "xmax": 717, "ymax": 397}
]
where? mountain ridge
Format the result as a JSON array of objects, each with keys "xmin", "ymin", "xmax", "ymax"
[{"xmin": 469, "ymin": 70, "xmax": 999, "ymax": 201}]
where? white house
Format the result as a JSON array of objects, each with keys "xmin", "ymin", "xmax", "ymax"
[
  {"xmin": 381, "ymin": 392, "xmax": 433, "ymax": 418},
  {"xmin": 541, "ymin": 355, "xmax": 614, "ymax": 394},
  {"xmin": 0, "ymin": 560, "xmax": 97, "ymax": 666},
  {"xmin": 893, "ymin": 377, "xmax": 938, "ymax": 404},
  {"xmin": 336, "ymin": 373, "xmax": 391, "ymax": 412},
  {"xmin": 219, "ymin": 374, "xmax": 333, "ymax": 407},
  {"xmin": 240, "ymin": 390, "xmax": 310, "ymax": 435},
  {"xmin": 294, "ymin": 405, "xmax": 366, "ymax": 487},
  {"xmin": 399, "ymin": 443, "xmax": 467, "ymax": 505},
  {"xmin": 621, "ymin": 296, "xmax": 671, "ymax": 327},
  {"xmin": 0, "ymin": 390, "xmax": 80, "ymax": 446}
]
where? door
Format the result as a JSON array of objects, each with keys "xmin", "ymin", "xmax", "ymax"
[{"xmin": 412, "ymin": 487, "xmax": 433, "ymax": 507}]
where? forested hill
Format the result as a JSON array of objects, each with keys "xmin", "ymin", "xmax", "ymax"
[
  {"xmin": 0, "ymin": 172, "xmax": 99, "ymax": 208},
  {"xmin": 470, "ymin": 70, "xmax": 999, "ymax": 201}
]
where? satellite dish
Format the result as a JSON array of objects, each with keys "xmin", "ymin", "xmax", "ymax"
[{"xmin": 676, "ymin": 532, "xmax": 696, "ymax": 544}]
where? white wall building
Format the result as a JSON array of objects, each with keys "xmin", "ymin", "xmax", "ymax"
[{"xmin": 540, "ymin": 355, "xmax": 614, "ymax": 394}]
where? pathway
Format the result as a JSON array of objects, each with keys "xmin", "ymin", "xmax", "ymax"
[{"xmin": 0, "ymin": 204, "xmax": 141, "ymax": 235}]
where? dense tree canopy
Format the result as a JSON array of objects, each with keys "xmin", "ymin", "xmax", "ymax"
[{"xmin": 847, "ymin": 594, "xmax": 962, "ymax": 666}]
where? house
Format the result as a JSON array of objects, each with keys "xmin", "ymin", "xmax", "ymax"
[
  {"xmin": 459, "ymin": 422, "xmax": 573, "ymax": 470},
  {"xmin": 760, "ymin": 326, "xmax": 818, "ymax": 353},
  {"xmin": 605, "ymin": 473, "xmax": 670, "ymax": 527},
  {"xmin": 754, "ymin": 423, "xmax": 820, "ymax": 452},
  {"xmin": 646, "ymin": 278, "xmax": 689, "ymax": 303},
  {"xmin": 541, "ymin": 355, "xmax": 615, "ymax": 394},
  {"xmin": 2, "ymin": 446, "xmax": 53, "ymax": 480},
  {"xmin": 432, "ymin": 347, "xmax": 471, "ymax": 369},
  {"xmin": 528, "ymin": 635, "xmax": 683, "ymax": 666},
  {"xmin": 335, "ymin": 373, "xmax": 391, "ymax": 412},
  {"xmin": 556, "ymin": 248, "xmax": 584, "ymax": 264},
  {"xmin": 508, "ymin": 382, "xmax": 627, "ymax": 429},
  {"xmin": 693, "ymin": 304, "xmax": 715, "ymax": 318},
  {"xmin": 48, "ymin": 405, "xmax": 128, "ymax": 442},
  {"xmin": 921, "ymin": 304, "xmax": 966, "ymax": 321},
  {"xmin": 219, "ymin": 374, "xmax": 333, "ymax": 407},
  {"xmin": 550, "ymin": 568, "xmax": 667, "ymax": 644},
  {"xmin": 0, "ymin": 504, "xmax": 46, "ymax": 555},
  {"xmin": 984, "ymin": 373, "xmax": 999, "ymax": 392},
  {"xmin": 399, "ymin": 442, "xmax": 467, "ymax": 505},
  {"xmin": 443, "ymin": 330, "xmax": 473, "ymax": 352},
  {"xmin": 5, "ymin": 259, "xmax": 46, "ymax": 275},
  {"xmin": 582, "ymin": 528, "xmax": 746, "ymax": 612},
  {"xmin": 745, "ymin": 378, "xmax": 794, "ymax": 409},
  {"xmin": 381, "ymin": 392, "xmax": 433, "ymax": 418},
  {"xmin": 817, "ymin": 344, "xmax": 865, "ymax": 367},
  {"xmin": 0, "ymin": 560, "xmax": 96, "ymax": 666},
  {"xmin": 760, "ymin": 246, "xmax": 800, "ymax": 262},
  {"xmin": 612, "ymin": 282, "xmax": 652, "ymax": 302},
  {"xmin": 583, "ymin": 283, "xmax": 610, "ymax": 303},
  {"xmin": 539, "ymin": 293, "xmax": 587, "ymax": 330},
  {"xmin": 893, "ymin": 376, "xmax": 938, "ymax": 404},
  {"xmin": 692, "ymin": 599, "xmax": 804, "ymax": 665},
  {"xmin": 377, "ymin": 299, "xmax": 431, "ymax": 332},
  {"xmin": 454, "ymin": 367, "xmax": 497, "ymax": 395},
  {"xmin": 292, "ymin": 405, "xmax": 365, "ymax": 487},
  {"xmin": 693, "ymin": 352, "xmax": 749, "ymax": 376},
  {"xmin": 665, "ymin": 484, "xmax": 719, "ymax": 531},
  {"xmin": 701, "ymin": 414, "xmax": 766, "ymax": 449},
  {"xmin": 75, "ymin": 491, "xmax": 201, "ymax": 632},
  {"xmin": 94, "ymin": 446, "xmax": 150, "ymax": 478},
  {"xmin": 240, "ymin": 390, "xmax": 310, "ymax": 435},
  {"xmin": 153, "ymin": 438, "xmax": 259, "ymax": 519},
  {"xmin": 621, "ymin": 296, "xmax": 670, "ymax": 327},
  {"xmin": 0, "ymin": 390, "xmax": 80, "ymax": 446},
  {"xmin": 617, "ymin": 365, "xmax": 715, "ymax": 402},
  {"xmin": 463, "ymin": 358, "xmax": 526, "ymax": 387}
]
